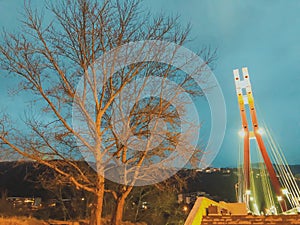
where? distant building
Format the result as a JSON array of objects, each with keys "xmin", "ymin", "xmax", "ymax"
[{"xmin": 6, "ymin": 197, "xmax": 42, "ymax": 209}]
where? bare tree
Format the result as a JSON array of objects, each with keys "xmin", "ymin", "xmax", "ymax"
[{"xmin": 0, "ymin": 0, "xmax": 215, "ymax": 225}]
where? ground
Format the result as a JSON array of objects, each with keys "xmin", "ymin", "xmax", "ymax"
[
  {"xmin": 0, "ymin": 217, "xmax": 48, "ymax": 225},
  {"xmin": 0, "ymin": 217, "xmax": 147, "ymax": 225}
]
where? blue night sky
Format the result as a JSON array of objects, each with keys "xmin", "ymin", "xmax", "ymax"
[{"xmin": 0, "ymin": 1, "xmax": 299, "ymax": 167}]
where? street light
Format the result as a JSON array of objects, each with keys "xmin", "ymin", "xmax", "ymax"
[
  {"xmin": 282, "ymin": 188, "xmax": 289, "ymax": 195},
  {"xmin": 256, "ymin": 128, "xmax": 264, "ymax": 135},
  {"xmin": 183, "ymin": 205, "xmax": 189, "ymax": 212},
  {"xmin": 238, "ymin": 129, "xmax": 245, "ymax": 138}
]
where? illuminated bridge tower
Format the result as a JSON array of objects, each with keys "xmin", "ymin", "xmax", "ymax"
[{"xmin": 233, "ymin": 67, "xmax": 286, "ymax": 212}]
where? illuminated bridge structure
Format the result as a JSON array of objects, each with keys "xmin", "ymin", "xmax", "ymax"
[
  {"xmin": 234, "ymin": 67, "xmax": 300, "ymax": 214},
  {"xmin": 184, "ymin": 68, "xmax": 300, "ymax": 225}
]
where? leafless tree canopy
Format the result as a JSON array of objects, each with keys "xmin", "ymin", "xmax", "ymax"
[{"xmin": 0, "ymin": 0, "xmax": 216, "ymax": 224}]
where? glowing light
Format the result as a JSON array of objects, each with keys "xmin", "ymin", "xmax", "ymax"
[
  {"xmin": 277, "ymin": 196, "xmax": 283, "ymax": 201},
  {"xmin": 250, "ymin": 197, "xmax": 254, "ymax": 201},
  {"xmin": 270, "ymin": 206, "xmax": 277, "ymax": 215},
  {"xmin": 246, "ymin": 190, "xmax": 251, "ymax": 195},
  {"xmin": 256, "ymin": 128, "xmax": 264, "ymax": 135},
  {"xmin": 239, "ymin": 129, "xmax": 246, "ymax": 138},
  {"xmin": 183, "ymin": 205, "xmax": 189, "ymax": 212},
  {"xmin": 249, "ymin": 131, "xmax": 255, "ymax": 139},
  {"xmin": 282, "ymin": 188, "xmax": 289, "ymax": 195}
]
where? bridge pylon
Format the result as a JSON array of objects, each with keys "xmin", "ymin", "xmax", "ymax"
[{"xmin": 233, "ymin": 67, "xmax": 286, "ymax": 212}]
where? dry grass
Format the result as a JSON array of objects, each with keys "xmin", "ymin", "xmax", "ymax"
[
  {"xmin": 0, "ymin": 217, "xmax": 147, "ymax": 225},
  {"xmin": 0, "ymin": 217, "xmax": 49, "ymax": 225},
  {"xmin": 100, "ymin": 217, "xmax": 147, "ymax": 225}
]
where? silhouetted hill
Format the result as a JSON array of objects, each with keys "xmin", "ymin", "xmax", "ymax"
[
  {"xmin": 1, "ymin": 161, "xmax": 300, "ymax": 203},
  {"xmin": 0, "ymin": 161, "xmax": 47, "ymax": 197}
]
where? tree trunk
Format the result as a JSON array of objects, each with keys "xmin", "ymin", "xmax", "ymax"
[
  {"xmin": 111, "ymin": 186, "xmax": 133, "ymax": 225},
  {"xmin": 111, "ymin": 196, "xmax": 126, "ymax": 225},
  {"xmin": 90, "ymin": 175, "xmax": 105, "ymax": 225}
]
